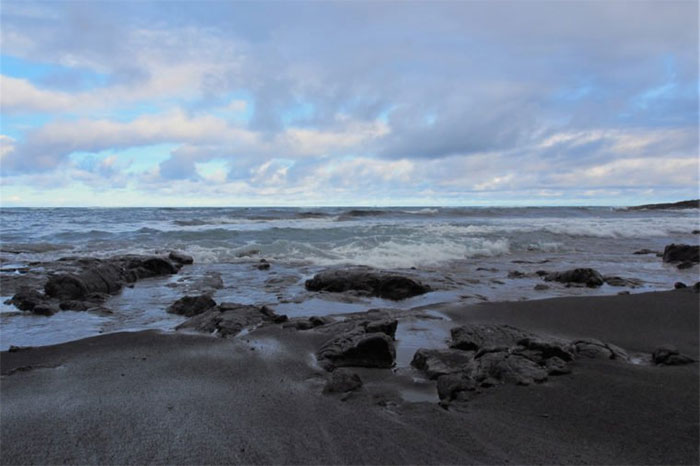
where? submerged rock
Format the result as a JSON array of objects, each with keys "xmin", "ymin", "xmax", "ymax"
[
  {"xmin": 5, "ymin": 287, "xmax": 47, "ymax": 312},
  {"xmin": 544, "ymin": 268, "xmax": 604, "ymax": 287},
  {"xmin": 305, "ymin": 268, "xmax": 430, "ymax": 300},
  {"xmin": 603, "ymin": 276, "xmax": 642, "ymax": 288},
  {"xmin": 167, "ymin": 295, "xmax": 217, "ymax": 317},
  {"xmin": 662, "ymin": 244, "xmax": 699, "ymax": 265}
]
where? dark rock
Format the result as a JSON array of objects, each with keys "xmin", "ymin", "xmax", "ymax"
[
  {"xmin": 517, "ymin": 336, "xmax": 574, "ymax": 361},
  {"xmin": 283, "ymin": 316, "xmax": 331, "ymax": 330},
  {"xmin": 257, "ymin": 262, "xmax": 271, "ymax": 270},
  {"xmin": 167, "ymin": 295, "xmax": 217, "ymax": 317},
  {"xmin": 476, "ymin": 351, "xmax": 548, "ymax": 386},
  {"xmin": 436, "ymin": 374, "xmax": 476, "ymax": 401},
  {"xmin": 662, "ymin": 244, "xmax": 699, "ymax": 264},
  {"xmin": 544, "ymin": 268, "xmax": 604, "ymax": 287},
  {"xmin": 32, "ymin": 304, "xmax": 58, "ymax": 316},
  {"xmin": 259, "ymin": 305, "xmax": 288, "ymax": 324},
  {"xmin": 677, "ymin": 261, "xmax": 695, "ymax": 270},
  {"xmin": 603, "ymin": 276, "xmax": 642, "ymax": 288},
  {"xmin": 59, "ymin": 300, "xmax": 92, "ymax": 311},
  {"xmin": 411, "ymin": 348, "xmax": 476, "ymax": 379},
  {"xmin": 545, "ymin": 357, "xmax": 571, "ymax": 375},
  {"xmin": 323, "ymin": 369, "xmax": 363, "ymax": 394},
  {"xmin": 633, "ymin": 249, "xmax": 657, "ymax": 255},
  {"xmin": 450, "ymin": 324, "xmax": 532, "ymax": 351},
  {"xmin": 694, "ymin": 282, "xmax": 700, "ymax": 293},
  {"xmin": 305, "ymin": 268, "xmax": 430, "ymax": 300},
  {"xmin": 507, "ymin": 270, "xmax": 527, "ymax": 278},
  {"xmin": 7, "ymin": 287, "xmax": 47, "ymax": 311},
  {"xmin": 571, "ymin": 339, "xmax": 628, "ymax": 361},
  {"xmin": 317, "ymin": 329, "xmax": 395, "ymax": 369},
  {"xmin": 674, "ymin": 282, "xmax": 687, "ymax": 289},
  {"xmin": 652, "ymin": 345, "xmax": 695, "ymax": 365},
  {"xmin": 533, "ymin": 284, "xmax": 550, "ymax": 291},
  {"xmin": 168, "ymin": 251, "xmax": 194, "ymax": 265},
  {"xmin": 176, "ymin": 303, "xmax": 287, "ymax": 337},
  {"xmin": 363, "ymin": 318, "xmax": 398, "ymax": 339},
  {"xmin": 618, "ymin": 291, "xmax": 631, "ymax": 295},
  {"xmin": 693, "ymin": 230, "xmax": 700, "ymax": 235}
]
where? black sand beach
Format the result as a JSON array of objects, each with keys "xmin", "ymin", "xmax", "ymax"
[{"xmin": 2, "ymin": 289, "xmax": 698, "ymax": 465}]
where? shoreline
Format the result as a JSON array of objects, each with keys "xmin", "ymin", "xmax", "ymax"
[{"xmin": 2, "ymin": 289, "xmax": 698, "ymax": 465}]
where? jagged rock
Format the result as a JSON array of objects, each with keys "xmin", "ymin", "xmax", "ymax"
[
  {"xmin": 436, "ymin": 374, "xmax": 476, "ymax": 401},
  {"xmin": 450, "ymin": 324, "xmax": 532, "ymax": 351},
  {"xmin": 283, "ymin": 316, "xmax": 330, "ymax": 330},
  {"xmin": 571, "ymin": 339, "xmax": 629, "ymax": 361},
  {"xmin": 168, "ymin": 251, "xmax": 194, "ymax": 265},
  {"xmin": 476, "ymin": 351, "xmax": 548, "ymax": 386},
  {"xmin": 411, "ymin": 348, "xmax": 476, "ymax": 379},
  {"xmin": 517, "ymin": 336, "xmax": 574, "ymax": 361},
  {"xmin": 323, "ymin": 369, "xmax": 363, "ymax": 394},
  {"xmin": 545, "ymin": 357, "xmax": 571, "ymax": 375},
  {"xmin": 603, "ymin": 276, "xmax": 642, "ymax": 288},
  {"xmin": 6, "ymin": 287, "xmax": 47, "ymax": 311},
  {"xmin": 259, "ymin": 305, "xmax": 288, "ymax": 324},
  {"xmin": 176, "ymin": 303, "xmax": 284, "ymax": 337},
  {"xmin": 652, "ymin": 345, "xmax": 695, "ymax": 365},
  {"xmin": 317, "ymin": 328, "xmax": 395, "ymax": 369},
  {"xmin": 167, "ymin": 295, "xmax": 217, "ymax": 317},
  {"xmin": 363, "ymin": 318, "xmax": 398, "ymax": 339},
  {"xmin": 305, "ymin": 268, "xmax": 430, "ymax": 300},
  {"xmin": 544, "ymin": 268, "xmax": 604, "ymax": 287},
  {"xmin": 662, "ymin": 244, "xmax": 699, "ymax": 264}
]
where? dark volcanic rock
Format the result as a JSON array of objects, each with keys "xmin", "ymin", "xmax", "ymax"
[
  {"xmin": 167, "ymin": 295, "xmax": 217, "ymax": 317},
  {"xmin": 168, "ymin": 251, "xmax": 194, "ymax": 265},
  {"xmin": 662, "ymin": 244, "xmax": 699, "ymax": 264},
  {"xmin": 677, "ymin": 261, "xmax": 695, "ymax": 270},
  {"xmin": 6, "ymin": 287, "xmax": 47, "ymax": 311},
  {"xmin": 317, "ymin": 329, "xmax": 395, "ymax": 369},
  {"xmin": 652, "ymin": 345, "xmax": 695, "ymax": 365},
  {"xmin": 603, "ymin": 276, "xmax": 642, "ymax": 288},
  {"xmin": 176, "ymin": 303, "xmax": 287, "ymax": 337},
  {"xmin": 363, "ymin": 318, "xmax": 398, "ymax": 339},
  {"xmin": 544, "ymin": 268, "xmax": 604, "ymax": 287},
  {"xmin": 283, "ymin": 316, "xmax": 330, "ymax": 330},
  {"xmin": 436, "ymin": 374, "xmax": 476, "ymax": 402},
  {"xmin": 305, "ymin": 268, "xmax": 430, "ymax": 300},
  {"xmin": 411, "ymin": 348, "xmax": 476, "ymax": 379},
  {"xmin": 450, "ymin": 324, "xmax": 532, "ymax": 351},
  {"xmin": 674, "ymin": 282, "xmax": 687, "ymax": 289},
  {"xmin": 323, "ymin": 369, "xmax": 363, "ymax": 394},
  {"xmin": 571, "ymin": 338, "xmax": 628, "ymax": 361}
]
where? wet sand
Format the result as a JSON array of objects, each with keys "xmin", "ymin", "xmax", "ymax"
[{"xmin": 1, "ymin": 289, "xmax": 698, "ymax": 465}]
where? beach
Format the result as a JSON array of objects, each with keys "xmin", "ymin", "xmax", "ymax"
[
  {"xmin": 2, "ymin": 288, "xmax": 698, "ymax": 465},
  {"xmin": 1, "ymin": 206, "xmax": 698, "ymax": 464}
]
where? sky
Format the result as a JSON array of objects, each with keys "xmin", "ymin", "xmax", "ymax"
[{"xmin": 0, "ymin": 0, "xmax": 698, "ymax": 207}]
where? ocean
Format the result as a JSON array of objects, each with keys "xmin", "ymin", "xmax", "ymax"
[{"xmin": 1, "ymin": 206, "xmax": 698, "ymax": 350}]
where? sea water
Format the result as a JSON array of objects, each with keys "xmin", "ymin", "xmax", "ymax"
[{"xmin": 1, "ymin": 206, "xmax": 698, "ymax": 349}]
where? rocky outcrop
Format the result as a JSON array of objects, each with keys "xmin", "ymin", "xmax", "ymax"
[
  {"xmin": 652, "ymin": 345, "xmax": 695, "ymax": 366},
  {"xmin": 176, "ymin": 303, "xmax": 288, "ymax": 337},
  {"xmin": 7, "ymin": 254, "xmax": 189, "ymax": 316},
  {"xmin": 544, "ymin": 268, "xmax": 604, "ymax": 287},
  {"xmin": 662, "ymin": 244, "xmax": 699, "ymax": 268},
  {"xmin": 168, "ymin": 251, "xmax": 194, "ymax": 265},
  {"xmin": 167, "ymin": 295, "xmax": 217, "ymax": 317},
  {"xmin": 412, "ymin": 323, "xmax": 632, "ymax": 403},
  {"xmin": 305, "ymin": 268, "xmax": 430, "ymax": 300}
]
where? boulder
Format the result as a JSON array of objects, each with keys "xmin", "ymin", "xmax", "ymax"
[
  {"xmin": 317, "ymin": 329, "xmax": 395, "ymax": 369},
  {"xmin": 544, "ymin": 268, "xmax": 604, "ymax": 287},
  {"xmin": 168, "ymin": 251, "xmax": 194, "ymax": 265},
  {"xmin": 305, "ymin": 268, "xmax": 430, "ymax": 300},
  {"xmin": 652, "ymin": 345, "xmax": 695, "ymax": 366},
  {"xmin": 323, "ymin": 369, "xmax": 363, "ymax": 394},
  {"xmin": 436, "ymin": 374, "xmax": 476, "ymax": 402},
  {"xmin": 363, "ymin": 318, "xmax": 398, "ymax": 339},
  {"xmin": 450, "ymin": 324, "xmax": 532, "ymax": 351},
  {"xmin": 571, "ymin": 339, "xmax": 629, "ymax": 361},
  {"xmin": 662, "ymin": 244, "xmax": 699, "ymax": 264},
  {"xmin": 603, "ymin": 276, "xmax": 642, "ymax": 288},
  {"xmin": 6, "ymin": 287, "xmax": 47, "ymax": 311},
  {"xmin": 476, "ymin": 351, "xmax": 549, "ymax": 386},
  {"xmin": 674, "ymin": 282, "xmax": 687, "ymax": 289},
  {"xmin": 411, "ymin": 348, "xmax": 476, "ymax": 379},
  {"xmin": 167, "ymin": 295, "xmax": 217, "ymax": 317}
]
